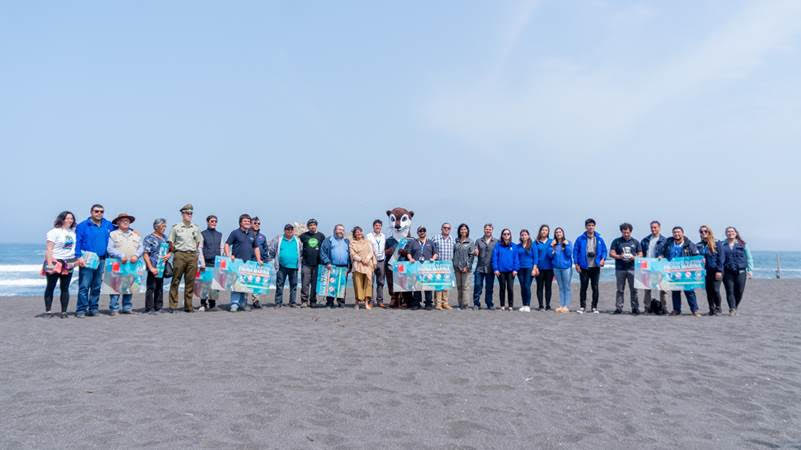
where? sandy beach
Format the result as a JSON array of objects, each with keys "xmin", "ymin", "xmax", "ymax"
[{"xmin": 1, "ymin": 279, "xmax": 800, "ymax": 449}]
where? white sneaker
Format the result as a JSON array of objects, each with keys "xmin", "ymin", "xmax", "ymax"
[
  {"xmin": 198, "ymin": 306, "xmax": 206, "ymax": 312},
  {"xmin": 519, "ymin": 306, "xmax": 531, "ymax": 312},
  {"xmin": 577, "ymin": 307, "xmax": 585, "ymax": 314},
  {"xmin": 592, "ymin": 308, "xmax": 599, "ymax": 314}
]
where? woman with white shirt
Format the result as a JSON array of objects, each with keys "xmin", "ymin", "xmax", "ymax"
[{"xmin": 43, "ymin": 211, "xmax": 84, "ymax": 317}]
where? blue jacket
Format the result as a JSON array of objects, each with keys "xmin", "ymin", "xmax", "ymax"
[
  {"xmin": 719, "ymin": 241, "xmax": 753, "ymax": 272},
  {"xmin": 572, "ymin": 232, "xmax": 608, "ymax": 269},
  {"xmin": 320, "ymin": 236, "xmax": 351, "ymax": 267},
  {"xmin": 551, "ymin": 241, "xmax": 573, "ymax": 269},
  {"xmin": 492, "ymin": 241, "xmax": 520, "ymax": 272},
  {"xmin": 697, "ymin": 240, "xmax": 723, "ymax": 272},
  {"xmin": 533, "ymin": 239, "xmax": 553, "ymax": 270},
  {"xmin": 515, "ymin": 243, "xmax": 538, "ymax": 269},
  {"xmin": 75, "ymin": 218, "xmax": 115, "ymax": 258}
]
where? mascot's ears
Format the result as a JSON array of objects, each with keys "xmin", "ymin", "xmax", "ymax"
[{"xmin": 386, "ymin": 210, "xmax": 415, "ymax": 218}]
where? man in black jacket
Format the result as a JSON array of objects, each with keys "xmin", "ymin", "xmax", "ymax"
[
  {"xmin": 299, "ymin": 219, "xmax": 326, "ymax": 308},
  {"xmin": 200, "ymin": 215, "xmax": 222, "ymax": 311},
  {"xmin": 640, "ymin": 220, "xmax": 667, "ymax": 314},
  {"xmin": 661, "ymin": 226, "xmax": 702, "ymax": 317}
]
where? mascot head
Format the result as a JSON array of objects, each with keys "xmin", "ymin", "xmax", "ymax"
[{"xmin": 386, "ymin": 207, "xmax": 414, "ymax": 240}]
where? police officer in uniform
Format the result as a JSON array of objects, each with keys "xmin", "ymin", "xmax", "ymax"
[{"xmin": 168, "ymin": 204, "xmax": 204, "ymax": 312}]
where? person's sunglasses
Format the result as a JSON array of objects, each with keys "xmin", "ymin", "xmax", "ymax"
[
  {"xmin": 700, "ymin": 229, "xmax": 708, "ymax": 234},
  {"xmin": 92, "ymin": 209, "xmax": 104, "ymax": 213},
  {"xmin": 418, "ymin": 230, "xmax": 426, "ymax": 233}
]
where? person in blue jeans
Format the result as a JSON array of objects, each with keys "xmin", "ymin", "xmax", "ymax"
[
  {"xmin": 661, "ymin": 226, "xmax": 702, "ymax": 317},
  {"xmin": 74, "ymin": 204, "xmax": 115, "ymax": 317},
  {"xmin": 106, "ymin": 213, "xmax": 144, "ymax": 316},
  {"xmin": 472, "ymin": 224, "xmax": 497, "ymax": 310},
  {"xmin": 515, "ymin": 229, "xmax": 538, "ymax": 312},
  {"xmin": 551, "ymin": 227, "xmax": 573, "ymax": 313},
  {"xmin": 274, "ymin": 224, "xmax": 302, "ymax": 307},
  {"xmin": 224, "ymin": 214, "xmax": 263, "ymax": 312}
]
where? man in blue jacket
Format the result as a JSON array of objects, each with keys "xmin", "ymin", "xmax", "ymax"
[
  {"xmin": 320, "ymin": 224, "xmax": 351, "ymax": 308},
  {"xmin": 573, "ymin": 218, "xmax": 607, "ymax": 314},
  {"xmin": 661, "ymin": 226, "xmax": 702, "ymax": 317},
  {"xmin": 74, "ymin": 204, "xmax": 115, "ymax": 317}
]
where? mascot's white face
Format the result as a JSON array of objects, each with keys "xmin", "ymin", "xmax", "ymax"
[{"xmin": 386, "ymin": 208, "xmax": 414, "ymax": 240}]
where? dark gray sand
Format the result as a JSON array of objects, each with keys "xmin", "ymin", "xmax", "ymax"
[{"xmin": 1, "ymin": 280, "xmax": 800, "ymax": 449}]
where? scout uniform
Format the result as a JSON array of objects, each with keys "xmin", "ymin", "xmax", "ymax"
[{"xmin": 168, "ymin": 204, "xmax": 204, "ymax": 311}]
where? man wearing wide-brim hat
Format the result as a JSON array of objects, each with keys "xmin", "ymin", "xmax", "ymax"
[
  {"xmin": 107, "ymin": 213, "xmax": 144, "ymax": 316},
  {"xmin": 167, "ymin": 204, "xmax": 204, "ymax": 313}
]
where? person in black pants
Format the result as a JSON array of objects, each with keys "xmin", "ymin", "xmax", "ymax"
[
  {"xmin": 44, "ymin": 211, "xmax": 82, "ymax": 318},
  {"xmin": 697, "ymin": 225, "xmax": 723, "ymax": 315},
  {"xmin": 533, "ymin": 225, "xmax": 554, "ymax": 310},
  {"xmin": 44, "ymin": 271, "xmax": 73, "ymax": 317},
  {"xmin": 720, "ymin": 226, "xmax": 752, "ymax": 316},
  {"xmin": 492, "ymin": 228, "xmax": 519, "ymax": 311},
  {"xmin": 143, "ymin": 219, "xmax": 171, "ymax": 314},
  {"xmin": 573, "ymin": 218, "xmax": 607, "ymax": 314}
]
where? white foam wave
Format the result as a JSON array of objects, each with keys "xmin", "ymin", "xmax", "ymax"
[
  {"xmin": 0, "ymin": 278, "xmax": 48, "ymax": 287},
  {"xmin": 0, "ymin": 264, "xmax": 41, "ymax": 273}
]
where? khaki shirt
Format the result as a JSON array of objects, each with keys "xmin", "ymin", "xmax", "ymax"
[{"xmin": 169, "ymin": 222, "xmax": 204, "ymax": 253}]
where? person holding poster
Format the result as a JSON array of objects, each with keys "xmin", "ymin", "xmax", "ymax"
[
  {"xmin": 349, "ymin": 226, "xmax": 377, "ymax": 310},
  {"xmin": 43, "ymin": 211, "xmax": 82, "ymax": 318},
  {"xmin": 661, "ymin": 226, "xmax": 702, "ymax": 317},
  {"xmin": 697, "ymin": 225, "xmax": 723, "ymax": 316},
  {"xmin": 224, "ymin": 214, "xmax": 263, "ymax": 312},
  {"xmin": 452, "ymin": 224, "xmax": 475, "ymax": 310},
  {"xmin": 250, "ymin": 217, "xmax": 270, "ymax": 308},
  {"xmin": 143, "ymin": 218, "xmax": 170, "ymax": 314},
  {"xmin": 640, "ymin": 221, "xmax": 668, "ymax": 314},
  {"xmin": 719, "ymin": 226, "xmax": 753, "ymax": 316},
  {"xmin": 274, "ymin": 224, "xmax": 302, "ymax": 307},
  {"xmin": 492, "ymin": 228, "xmax": 519, "ymax": 311},
  {"xmin": 404, "ymin": 226, "xmax": 437, "ymax": 310},
  {"xmin": 610, "ymin": 223, "xmax": 643, "ymax": 315},
  {"xmin": 573, "ymin": 218, "xmax": 607, "ymax": 314},
  {"xmin": 431, "ymin": 223, "xmax": 455, "ymax": 310},
  {"xmin": 200, "ymin": 215, "xmax": 222, "ymax": 311},
  {"xmin": 320, "ymin": 224, "xmax": 351, "ymax": 308},
  {"xmin": 551, "ymin": 227, "xmax": 573, "ymax": 313},
  {"xmin": 106, "ymin": 213, "xmax": 144, "ymax": 316},
  {"xmin": 75, "ymin": 204, "xmax": 115, "ymax": 318}
]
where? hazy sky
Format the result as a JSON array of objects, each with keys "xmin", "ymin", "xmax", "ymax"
[{"xmin": 2, "ymin": 1, "xmax": 800, "ymax": 249}]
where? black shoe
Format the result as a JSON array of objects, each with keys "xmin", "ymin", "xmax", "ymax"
[
  {"xmin": 289, "ymin": 303, "xmax": 297, "ymax": 308},
  {"xmin": 252, "ymin": 302, "xmax": 262, "ymax": 309},
  {"xmin": 545, "ymin": 306, "xmax": 551, "ymax": 311},
  {"xmin": 536, "ymin": 306, "xmax": 544, "ymax": 311},
  {"xmin": 337, "ymin": 303, "xmax": 344, "ymax": 308},
  {"xmin": 632, "ymin": 309, "xmax": 640, "ymax": 315},
  {"xmin": 613, "ymin": 309, "xmax": 622, "ymax": 314},
  {"xmin": 86, "ymin": 311, "xmax": 97, "ymax": 317}
]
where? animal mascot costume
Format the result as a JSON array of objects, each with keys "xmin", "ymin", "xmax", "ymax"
[{"xmin": 385, "ymin": 207, "xmax": 414, "ymax": 308}]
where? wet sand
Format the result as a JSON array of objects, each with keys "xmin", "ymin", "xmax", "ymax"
[{"xmin": 1, "ymin": 279, "xmax": 800, "ymax": 449}]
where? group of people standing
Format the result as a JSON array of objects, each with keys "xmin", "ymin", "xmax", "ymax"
[{"xmin": 41, "ymin": 204, "xmax": 753, "ymax": 318}]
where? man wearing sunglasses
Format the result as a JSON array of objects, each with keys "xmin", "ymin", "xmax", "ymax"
[
  {"xmin": 168, "ymin": 204, "xmax": 205, "ymax": 313},
  {"xmin": 74, "ymin": 204, "xmax": 115, "ymax": 317},
  {"xmin": 403, "ymin": 226, "xmax": 438, "ymax": 310}
]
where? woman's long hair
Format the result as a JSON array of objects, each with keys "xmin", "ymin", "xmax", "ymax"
[
  {"xmin": 519, "ymin": 229, "xmax": 532, "ymax": 250},
  {"xmin": 537, "ymin": 224, "xmax": 550, "ymax": 241},
  {"xmin": 53, "ymin": 211, "xmax": 76, "ymax": 230},
  {"xmin": 725, "ymin": 226, "xmax": 745, "ymax": 245},
  {"xmin": 700, "ymin": 225, "xmax": 717, "ymax": 254},
  {"xmin": 554, "ymin": 227, "xmax": 567, "ymax": 249},
  {"xmin": 500, "ymin": 228, "xmax": 512, "ymax": 246},
  {"xmin": 457, "ymin": 223, "xmax": 470, "ymax": 241}
]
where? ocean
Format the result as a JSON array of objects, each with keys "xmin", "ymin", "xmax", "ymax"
[{"xmin": 1, "ymin": 243, "xmax": 796, "ymax": 297}]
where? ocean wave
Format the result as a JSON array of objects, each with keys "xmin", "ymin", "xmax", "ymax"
[
  {"xmin": 0, "ymin": 278, "xmax": 49, "ymax": 287},
  {"xmin": 0, "ymin": 264, "xmax": 41, "ymax": 273}
]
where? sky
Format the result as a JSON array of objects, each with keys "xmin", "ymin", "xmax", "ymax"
[{"xmin": 2, "ymin": 0, "xmax": 800, "ymax": 250}]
